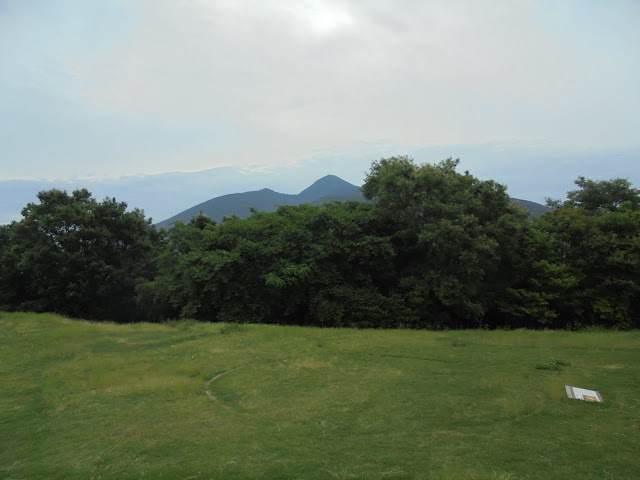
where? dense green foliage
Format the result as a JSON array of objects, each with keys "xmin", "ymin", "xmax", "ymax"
[
  {"xmin": 0, "ymin": 189, "xmax": 160, "ymax": 321},
  {"xmin": 502, "ymin": 179, "xmax": 640, "ymax": 329},
  {"xmin": 140, "ymin": 202, "xmax": 402, "ymax": 327},
  {"xmin": 546, "ymin": 176, "xmax": 640, "ymax": 212},
  {"xmin": 1, "ymin": 157, "xmax": 639, "ymax": 328},
  {"xmin": 362, "ymin": 157, "xmax": 529, "ymax": 328}
]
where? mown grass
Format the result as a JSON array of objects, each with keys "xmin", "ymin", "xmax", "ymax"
[{"xmin": 1, "ymin": 312, "xmax": 639, "ymax": 479}]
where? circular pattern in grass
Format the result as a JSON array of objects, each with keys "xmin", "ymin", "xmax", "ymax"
[{"xmin": 206, "ymin": 353, "xmax": 452, "ymax": 424}]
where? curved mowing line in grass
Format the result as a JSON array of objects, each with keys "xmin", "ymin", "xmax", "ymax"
[
  {"xmin": 204, "ymin": 364, "xmax": 250, "ymax": 407},
  {"xmin": 204, "ymin": 352, "xmax": 453, "ymax": 408}
]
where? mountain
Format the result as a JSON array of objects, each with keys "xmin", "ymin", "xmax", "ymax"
[
  {"xmin": 511, "ymin": 198, "xmax": 551, "ymax": 217},
  {"xmin": 156, "ymin": 175, "xmax": 364, "ymax": 227},
  {"xmin": 0, "ymin": 168, "xmax": 363, "ymax": 225},
  {"xmin": 156, "ymin": 175, "xmax": 548, "ymax": 227},
  {"xmin": 155, "ymin": 189, "xmax": 298, "ymax": 227},
  {"xmin": 296, "ymin": 175, "xmax": 363, "ymax": 203}
]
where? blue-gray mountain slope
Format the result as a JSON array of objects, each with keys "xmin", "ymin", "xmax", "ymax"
[
  {"xmin": 156, "ymin": 175, "xmax": 363, "ymax": 227},
  {"xmin": 155, "ymin": 174, "xmax": 548, "ymax": 227}
]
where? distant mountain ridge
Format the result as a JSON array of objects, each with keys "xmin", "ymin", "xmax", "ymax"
[
  {"xmin": 511, "ymin": 198, "xmax": 551, "ymax": 217},
  {"xmin": 156, "ymin": 175, "xmax": 364, "ymax": 227},
  {"xmin": 156, "ymin": 175, "xmax": 549, "ymax": 227}
]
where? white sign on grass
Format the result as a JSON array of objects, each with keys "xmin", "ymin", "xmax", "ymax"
[{"xmin": 565, "ymin": 385, "xmax": 603, "ymax": 402}]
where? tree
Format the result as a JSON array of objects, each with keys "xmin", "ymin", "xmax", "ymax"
[
  {"xmin": 0, "ymin": 189, "xmax": 161, "ymax": 321},
  {"xmin": 142, "ymin": 201, "xmax": 402, "ymax": 327},
  {"xmin": 0, "ymin": 222, "xmax": 24, "ymax": 309},
  {"xmin": 508, "ymin": 177, "xmax": 640, "ymax": 328},
  {"xmin": 362, "ymin": 156, "xmax": 529, "ymax": 328},
  {"xmin": 547, "ymin": 176, "xmax": 640, "ymax": 213}
]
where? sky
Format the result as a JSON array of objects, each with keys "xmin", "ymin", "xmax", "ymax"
[{"xmin": 1, "ymin": 0, "xmax": 639, "ymax": 204}]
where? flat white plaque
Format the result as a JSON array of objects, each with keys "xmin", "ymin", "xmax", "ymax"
[{"xmin": 565, "ymin": 385, "xmax": 603, "ymax": 402}]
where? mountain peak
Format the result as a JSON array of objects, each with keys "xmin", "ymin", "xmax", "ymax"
[
  {"xmin": 156, "ymin": 175, "xmax": 363, "ymax": 226},
  {"xmin": 297, "ymin": 175, "xmax": 359, "ymax": 202},
  {"xmin": 154, "ymin": 174, "xmax": 548, "ymax": 227}
]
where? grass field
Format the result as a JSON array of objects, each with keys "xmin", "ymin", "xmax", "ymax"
[{"xmin": 1, "ymin": 312, "xmax": 639, "ymax": 479}]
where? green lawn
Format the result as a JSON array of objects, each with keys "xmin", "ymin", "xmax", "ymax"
[{"xmin": 1, "ymin": 312, "xmax": 639, "ymax": 479}]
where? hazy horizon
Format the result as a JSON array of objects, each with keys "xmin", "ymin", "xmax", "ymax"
[{"xmin": 2, "ymin": 0, "xmax": 639, "ymax": 222}]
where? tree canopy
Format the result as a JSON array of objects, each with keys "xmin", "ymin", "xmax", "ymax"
[
  {"xmin": 362, "ymin": 156, "xmax": 529, "ymax": 327},
  {"xmin": 505, "ymin": 177, "xmax": 640, "ymax": 328},
  {"xmin": 0, "ymin": 189, "xmax": 160, "ymax": 321},
  {"xmin": 140, "ymin": 201, "xmax": 401, "ymax": 327},
  {"xmin": 547, "ymin": 176, "xmax": 640, "ymax": 213},
  {"xmin": 1, "ymin": 159, "xmax": 638, "ymax": 329}
]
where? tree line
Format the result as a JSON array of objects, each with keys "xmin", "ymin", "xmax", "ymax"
[{"xmin": 1, "ymin": 157, "xmax": 638, "ymax": 329}]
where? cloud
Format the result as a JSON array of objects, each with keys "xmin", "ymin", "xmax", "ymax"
[
  {"xmin": 74, "ymin": 1, "xmax": 638, "ymax": 153},
  {"xmin": 1, "ymin": 0, "xmax": 639, "ymax": 181}
]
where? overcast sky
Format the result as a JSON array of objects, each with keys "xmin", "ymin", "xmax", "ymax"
[{"xmin": 1, "ymin": 0, "xmax": 639, "ymax": 200}]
